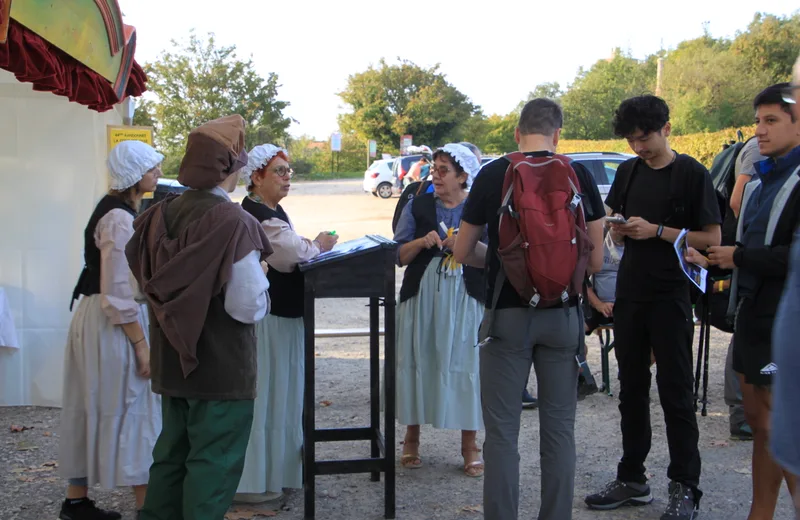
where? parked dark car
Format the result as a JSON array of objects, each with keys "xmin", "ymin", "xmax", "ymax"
[{"xmin": 139, "ymin": 178, "xmax": 189, "ymax": 213}]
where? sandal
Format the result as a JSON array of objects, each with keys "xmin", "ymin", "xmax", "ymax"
[
  {"xmin": 400, "ymin": 439, "xmax": 422, "ymax": 469},
  {"xmin": 461, "ymin": 446, "xmax": 484, "ymax": 478}
]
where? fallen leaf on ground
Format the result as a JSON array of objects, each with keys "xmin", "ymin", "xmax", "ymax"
[
  {"xmin": 734, "ymin": 467, "xmax": 752, "ymax": 475},
  {"xmin": 10, "ymin": 425, "xmax": 32, "ymax": 433},
  {"xmin": 459, "ymin": 505, "xmax": 483, "ymax": 513},
  {"xmin": 43, "ymin": 431, "xmax": 52, "ymax": 437},
  {"xmin": 42, "ymin": 461, "xmax": 58, "ymax": 467},
  {"xmin": 224, "ymin": 507, "xmax": 278, "ymax": 519},
  {"xmin": 320, "ymin": 400, "xmax": 332, "ymax": 407},
  {"xmin": 16, "ymin": 441, "xmax": 38, "ymax": 451},
  {"xmin": 710, "ymin": 439, "xmax": 729, "ymax": 447}
]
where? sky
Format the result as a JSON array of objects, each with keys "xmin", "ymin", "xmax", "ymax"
[{"xmin": 120, "ymin": 0, "xmax": 799, "ymax": 142}]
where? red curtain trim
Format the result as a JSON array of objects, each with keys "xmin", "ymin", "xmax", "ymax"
[{"xmin": 0, "ymin": 19, "xmax": 147, "ymax": 112}]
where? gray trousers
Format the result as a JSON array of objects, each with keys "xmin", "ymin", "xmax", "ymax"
[
  {"xmin": 725, "ymin": 337, "xmax": 745, "ymax": 429},
  {"xmin": 480, "ymin": 306, "xmax": 582, "ymax": 520}
]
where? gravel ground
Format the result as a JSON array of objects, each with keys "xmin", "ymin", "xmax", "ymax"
[{"xmin": 2, "ymin": 326, "xmax": 796, "ymax": 519}]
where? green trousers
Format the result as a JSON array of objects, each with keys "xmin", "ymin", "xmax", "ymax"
[{"xmin": 139, "ymin": 396, "xmax": 254, "ymax": 520}]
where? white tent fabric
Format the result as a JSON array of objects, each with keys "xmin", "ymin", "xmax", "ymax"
[{"xmin": 0, "ymin": 68, "xmax": 121, "ymax": 406}]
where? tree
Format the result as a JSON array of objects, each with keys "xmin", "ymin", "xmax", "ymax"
[
  {"xmin": 515, "ymin": 82, "xmax": 563, "ymax": 112},
  {"xmin": 662, "ymin": 36, "xmax": 772, "ymax": 134},
  {"xmin": 731, "ymin": 12, "xmax": 800, "ymax": 84},
  {"xmin": 139, "ymin": 31, "xmax": 292, "ymax": 175},
  {"xmin": 338, "ymin": 59, "xmax": 476, "ymax": 150},
  {"xmin": 559, "ymin": 50, "xmax": 656, "ymax": 139}
]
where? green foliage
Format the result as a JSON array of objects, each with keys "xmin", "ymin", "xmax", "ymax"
[
  {"xmin": 338, "ymin": 59, "xmax": 476, "ymax": 151},
  {"xmin": 560, "ymin": 50, "xmax": 656, "ymax": 140},
  {"xmin": 286, "ymin": 132, "xmax": 374, "ymax": 177},
  {"xmin": 137, "ymin": 31, "xmax": 292, "ymax": 176},
  {"xmin": 559, "ymin": 126, "xmax": 756, "ymax": 168},
  {"xmin": 731, "ymin": 12, "xmax": 800, "ymax": 84},
  {"xmin": 661, "ymin": 36, "xmax": 772, "ymax": 134}
]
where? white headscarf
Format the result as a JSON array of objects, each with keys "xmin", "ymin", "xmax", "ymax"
[
  {"xmin": 107, "ymin": 140, "xmax": 164, "ymax": 191},
  {"xmin": 239, "ymin": 144, "xmax": 289, "ymax": 185},
  {"xmin": 439, "ymin": 143, "xmax": 481, "ymax": 187}
]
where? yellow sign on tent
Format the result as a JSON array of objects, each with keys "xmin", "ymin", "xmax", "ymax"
[
  {"xmin": 107, "ymin": 125, "xmax": 154, "ymax": 152},
  {"xmin": 107, "ymin": 125, "xmax": 157, "ymax": 198}
]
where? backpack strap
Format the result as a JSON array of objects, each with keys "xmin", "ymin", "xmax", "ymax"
[
  {"xmin": 614, "ymin": 158, "xmax": 640, "ymax": 216},
  {"xmin": 666, "ymin": 154, "xmax": 693, "ymax": 229}
]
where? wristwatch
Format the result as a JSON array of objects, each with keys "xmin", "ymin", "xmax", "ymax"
[{"xmin": 656, "ymin": 224, "xmax": 664, "ymax": 238}]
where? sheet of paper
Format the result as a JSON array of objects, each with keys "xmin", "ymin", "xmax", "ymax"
[{"xmin": 674, "ymin": 228, "xmax": 707, "ymax": 293}]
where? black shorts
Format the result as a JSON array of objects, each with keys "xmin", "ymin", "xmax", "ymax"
[{"xmin": 733, "ymin": 298, "xmax": 775, "ymax": 386}]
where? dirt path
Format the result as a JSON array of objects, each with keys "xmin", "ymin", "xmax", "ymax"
[{"xmin": 1, "ymin": 180, "xmax": 795, "ymax": 519}]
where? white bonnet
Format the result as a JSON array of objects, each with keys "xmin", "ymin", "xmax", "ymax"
[
  {"xmin": 107, "ymin": 140, "xmax": 164, "ymax": 191},
  {"xmin": 439, "ymin": 143, "xmax": 481, "ymax": 187},
  {"xmin": 239, "ymin": 144, "xmax": 289, "ymax": 185}
]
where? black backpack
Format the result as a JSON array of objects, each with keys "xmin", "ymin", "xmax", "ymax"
[
  {"xmin": 692, "ymin": 134, "xmax": 753, "ymax": 333},
  {"xmin": 391, "ymin": 180, "xmax": 432, "ymax": 233}
]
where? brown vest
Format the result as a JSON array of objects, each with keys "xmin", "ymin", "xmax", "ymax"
[{"xmin": 149, "ymin": 190, "xmax": 258, "ymax": 400}]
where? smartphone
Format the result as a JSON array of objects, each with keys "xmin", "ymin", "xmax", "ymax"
[{"xmin": 606, "ymin": 215, "xmax": 628, "ymax": 225}]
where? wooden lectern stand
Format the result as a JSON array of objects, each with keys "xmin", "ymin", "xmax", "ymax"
[{"xmin": 298, "ymin": 235, "xmax": 397, "ymax": 520}]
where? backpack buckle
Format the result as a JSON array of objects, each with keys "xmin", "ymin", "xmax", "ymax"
[{"xmin": 529, "ymin": 293, "xmax": 540, "ymax": 307}]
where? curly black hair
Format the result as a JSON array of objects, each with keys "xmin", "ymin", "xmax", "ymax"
[{"xmin": 612, "ymin": 95, "xmax": 670, "ymax": 138}]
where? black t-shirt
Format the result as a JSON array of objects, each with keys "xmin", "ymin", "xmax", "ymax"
[
  {"xmin": 605, "ymin": 155, "xmax": 721, "ymax": 301},
  {"xmin": 461, "ymin": 151, "xmax": 606, "ymax": 309}
]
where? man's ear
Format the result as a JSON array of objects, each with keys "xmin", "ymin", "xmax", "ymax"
[
  {"xmin": 553, "ymin": 128, "xmax": 562, "ymax": 148},
  {"xmin": 663, "ymin": 122, "xmax": 672, "ymax": 138},
  {"xmin": 514, "ymin": 127, "xmax": 521, "ymax": 145}
]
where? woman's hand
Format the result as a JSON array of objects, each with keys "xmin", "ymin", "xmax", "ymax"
[
  {"xmin": 134, "ymin": 342, "xmax": 151, "ymax": 378},
  {"xmin": 442, "ymin": 233, "xmax": 457, "ymax": 251},
  {"xmin": 315, "ymin": 232, "xmax": 338, "ymax": 252},
  {"xmin": 260, "ymin": 261, "xmax": 269, "ymax": 275},
  {"xmin": 420, "ymin": 230, "xmax": 443, "ymax": 250},
  {"xmin": 593, "ymin": 301, "xmax": 615, "ymax": 318},
  {"xmin": 685, "ymin": 247, "xmax": 710, "ymax": 269}
]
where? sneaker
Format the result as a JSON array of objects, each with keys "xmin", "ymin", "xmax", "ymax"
[
  {"xmin": 661, "ymin": 481, "xmax": 699, "ymax": 520},
  {"xmin": 585, "ymin": 479, "xmax": 653, "ymax": 510},
  {"xmin": 522, "ymin": 389, "xmax": 538, "ymax": 409},
  {"xmin": 58, "ymin": 498, "xmax": 122, "ymax": 520}
]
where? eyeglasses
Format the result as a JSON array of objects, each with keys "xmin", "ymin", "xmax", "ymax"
[
  {"xmin": 781, "ymin": 84, "xmax": 799, "ymax": 105},
  {"xmin": 270, "ymin": 166, "xmax": 294, "ymax": 178},
  {"xmin": 430, "ymin": 165, "xmax": 454, "ymax": 176}
]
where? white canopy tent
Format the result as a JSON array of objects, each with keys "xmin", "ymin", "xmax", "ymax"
[{"xmin": 0, "ymin": 68, "xmax": 121, "ymax": 406}]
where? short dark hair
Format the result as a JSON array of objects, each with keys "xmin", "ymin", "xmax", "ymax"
[
  {"xmin": 518, "ymin": 98, "xmax": 563, "ymax": 136},
  {"xmin": 432, "ymin": 149, "xmax": 468, "ymax": 189},
  {"xmin": 754, "ymin": 83, "xmax": 795, "ymax": 121},
  {"xmin": 613, "ymin": 95, "xmax": 670, "ymax": 138}
]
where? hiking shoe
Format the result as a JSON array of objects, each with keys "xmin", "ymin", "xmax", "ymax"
[
  {"xmin": 585, "ymin": 479, "xmax": 653, "ymax": 510},
  {"xmin": 661, "ymin": 481, "xmax": 699, "ymax": 520},
  {"xmin": 522, "ymin": 389, "xmax": 538, "ymax": 409},
  {"xmin": 58, "ymin": 499, "xmax": 121, "ymax": 520},
  {"xmin": 730, "ymin": 423, "xmax": 753, "ymax": 441}
]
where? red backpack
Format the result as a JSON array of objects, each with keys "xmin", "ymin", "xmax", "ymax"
[{"xmin": 497, "ymin": 152, "xmax": 593, "ymax": 308}]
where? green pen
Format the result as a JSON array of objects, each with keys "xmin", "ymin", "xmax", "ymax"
[{"xmin": 328, "ymin": 230, "xmax": 336, "ymax": 235}]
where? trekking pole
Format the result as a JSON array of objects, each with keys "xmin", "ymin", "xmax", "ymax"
[
  {"xmin": 693, "ymin": 305, "xmax": 705, "ymax": 413},
  {"xmin": 701, "ymin": 291, "xmax": 712, "ymax": 416}
]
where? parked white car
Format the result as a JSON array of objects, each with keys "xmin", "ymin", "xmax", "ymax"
[{"xmin": 363, "ymin": 158, "xmax": 396, "ymax": 199}]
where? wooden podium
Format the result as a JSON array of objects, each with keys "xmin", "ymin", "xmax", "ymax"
[{"xmin": 298, "ymin": 235, "xmax": 397, "ymax": 520}]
